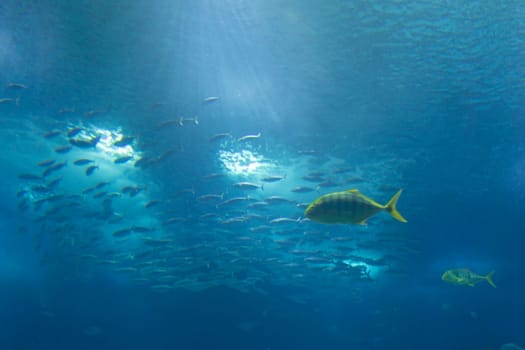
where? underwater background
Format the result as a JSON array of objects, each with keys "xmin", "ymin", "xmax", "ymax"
[{"xmin": 1, "ymin": 1, "xmax": 524, "ymax": 349}]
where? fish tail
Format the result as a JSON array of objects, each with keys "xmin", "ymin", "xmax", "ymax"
[
  {"xmin": 385, "ymin": 189, "xmax": 408, "ymax": 223},
  {"xmin": 485, "ymin": 271, "xmax": 496, "ymax": 288}
]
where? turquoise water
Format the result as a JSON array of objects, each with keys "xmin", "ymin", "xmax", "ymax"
[{"xmin": 1, "ymin": 1, "xmax": 524, "ymax": 349}]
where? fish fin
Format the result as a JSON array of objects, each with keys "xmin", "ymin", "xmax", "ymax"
[
  {"xmin": 486, "ymin": 271, "xmax": 496, "ymax": 288},
  {"xmin": 385, "ymin": 189, "xmax": 407, "ymax": 223},
  {"xmin": 345, "ymin": 189, "xmax": 360, "ymax": 193},
  {"xmin": 358, "ymin": 220, "xmax": 367, "ymax": 225}
]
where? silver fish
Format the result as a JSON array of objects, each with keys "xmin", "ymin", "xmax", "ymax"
[
  {"xmin": 237, "ymin": 133, "xmax": 261, "ymax": 142},
  {"xmin": 233, "ymin": 182, "xmax": 263, "ymax": 190}
]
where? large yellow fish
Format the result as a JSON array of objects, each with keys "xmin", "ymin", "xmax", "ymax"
[
  {"xmin": 304, "ymin": 189, "xmax": 407, "ymax": 224},
  {"xmin": 441, "ymin": 268, "xmax": 496, "ymax": 288}
]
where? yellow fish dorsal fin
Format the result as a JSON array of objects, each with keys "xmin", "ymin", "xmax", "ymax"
[{"xmin": 346, "ymin": 189, "xmax": 383, "ymax": 208}]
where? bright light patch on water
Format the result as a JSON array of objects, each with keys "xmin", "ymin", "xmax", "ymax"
[
  {"xmin": 93, "ymin": 128, "xmax": 135, "ymax": 158},
  {"xmin": 219, "ymin": 150, "xmax": 267, "ymax": 175},
  {"xmin": 342, "ymin": 259, "xmax": 378, "ymax": 278}
]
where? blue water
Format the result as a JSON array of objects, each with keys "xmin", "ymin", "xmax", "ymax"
[{"xmin": 1, "ymin": 1, "xmax": 524, "ymax": 349}]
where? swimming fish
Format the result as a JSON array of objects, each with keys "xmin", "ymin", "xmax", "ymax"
[
  {"xmin": 43, "ymin": 129, "xmax": 61, "ymax": 138},
  {"xmin": 261, "ymin": 175, "xmax": 286, "ymax": 183},
  {"xmin": 42, "ymin": 161, "xmax": 67, "ymax": 177},
  {"xmin": 237, "ymin": 133, "xmax": 261, "ymax": 142},
  {"xmin": 291, "ymin": 186, "xmax": 315, "ymax": 193},
  {"xmin": 233, "ymin": 182, "xmax": 263, "ymax": 190},
  {"xmin": 37, "ymin": 159, "xmax": 56, "ymax": 167},
  {"xmin": 113, "ymin": 136, "xmax": 134, "ymax": 147},
  {"xmin": 74, "ymin": 159, "xmax": 94, "ymax": 166},
  {"xmin": 441, "ymin": 268, "xmax": 496, "ymax": 288},
  {"xmin": 209, "ymin": 133, "xmax": 232, "ymax": 142},
  {"xmin": 196, "ymin": 193, "xmax": 224, "ymax": 201},
  {"xmin": 121, "ymin": 186, "xmax": 144, "ymax": 197},
  {"xmin": 69, "ymin": 135, "xmax": 101, "ymax": 148},
  {"xmin": 54, "ymin": 145, "xmax": 72, "ymax": 154},
  {"xmin": 85, "ymin": 165, "xmax": 99, "ymax": 176},
  {"xmin": 305, "ymin": 189, "xmax": 407, "ymax": 224},
  {"xmin": 0, "ymin": 97, "xmax": 19, "ymax": 105},
  {"xmin": 66, "ymin": 127, "xmax": 83, "ymax": 138},
  {"xmin": 114, "ymin": 155, "xmax": 133, "ymax": 164},
  {"xmin": 202, "ymin": 96, "xmax": 219, "ymax": 104},
  {"xmin": 7, "ymin": 82, "xmax": 28, "ymax": 89},
  {"xmin": 46, "ymin": 176, "xmax": 63, "ymax": 189},
  {"xmin": 178, "ymin": 116, "xmax": 199, "ymax": 126},
  {"xmin": 95, "ymin": 181, "xmax": 110, "ymax": 189}
]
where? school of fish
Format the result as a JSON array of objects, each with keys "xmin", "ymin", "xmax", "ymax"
[{"xmin": 6, "ymin": 85, "xmax": 490, "ymax": 298}]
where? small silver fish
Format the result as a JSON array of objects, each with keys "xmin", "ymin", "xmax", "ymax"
[
  {"xmin": 178, "ymin": 116, "xmax": 199, "ymax": 126},
  {"xmin": 237, "ymin": 133, "xmax": 261, "ymax": 142},
  {"xmin": 261, "ymin": 175, "xmax": 286, "ymax": 183},
  {"xmin": 202, "ymin": 96, "xmax": 219, "ymax": 104},
  {"xmin": 233, "ymin": 182, "xmax": 263, "ymax": 190},
  {"xmin": 144, "ymin": 200, "xmax": 162, "ymax": 208},
  {"xmin": 37, "ymin": 159, "xmax": 56, "ymax": 167},
  {"xmin": 95, "ymin": 181, "xmax": 110, "ymax": 189},
  {"xmin": 113, "ymin": 136, "xmax": 134, "ymax": 147},
  {"xmin": 196, "ymin": 193, "xmax": 224, "ymax": 201},
  {"xmin": 209, "ymin": 133, "xmax": 232, "ymax": 142},
  {"xmin": 44, "ymin": 130, "xmax": 61, "ymax": 139},
  {"xmin": 66, "ymin": 127, "xmax": 83, "ymax": 137},
  {"xmin": 70, "ymin": 135, "xmax": 101, "ymax": 148},
  {"xmin": 85, "ymin": 165, "xmax": 99, "ymax": 176},
  {"xmin": 7, "ymin": 82, "xmax": 28, "ymax": 89},
  {"xmin": 114, "ymin": 155, "xmax": 133, "ymax": 164},
  {"xmin": 291, "ymin": 186, "xmax": 315, "ymax": 193},
  {"xmin": 73, "ymin": 159, "xmax": 94, "ymax": 166},
  {"xmin": 54, "ymin": 145, "xmax": 72, "ymax": 154},
  {"xmin": 0, "ymin": 97, "xmax": 19, "ymax": 105},
  {"xmin": 269, "ymin": 217, "xmax": 300, "ymax": 224}
]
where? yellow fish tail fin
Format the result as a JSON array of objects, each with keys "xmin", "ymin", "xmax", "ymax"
[
  {"xmin": 486, "ymin": 271, "xmax": 496, "ymax": 288},
  {"xmin": 385, "ymin": 189, "xmax": 408, "ymax": 223}
]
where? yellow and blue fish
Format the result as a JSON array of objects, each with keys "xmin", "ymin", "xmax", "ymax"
[
  {"xmin": 441, "ymin": 268, "xmax": 496, "ymax": 288},
  {"xmin": 304, "ymin": 189, "xmax": 407, "ymax": 224}
]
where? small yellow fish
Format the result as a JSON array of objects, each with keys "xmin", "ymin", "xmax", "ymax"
[
  {"xmin": 441, "ymin": 268, "xmax": 496, "ymax": 288},
  {"xmin": 305, "ymin": 189, "xmax": 407, "ymax": 224}
]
